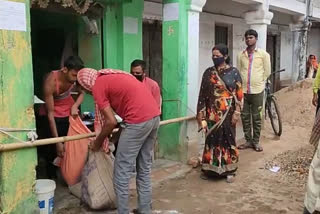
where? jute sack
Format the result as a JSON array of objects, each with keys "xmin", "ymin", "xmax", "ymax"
[{"xmin": 81, "ymin": 150, "xmax": 117, "ymax": 210}]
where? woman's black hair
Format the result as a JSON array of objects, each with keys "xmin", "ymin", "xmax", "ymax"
[{"xmin": 212, "ymin": 43, "xmax": 231, "ymax": 65}]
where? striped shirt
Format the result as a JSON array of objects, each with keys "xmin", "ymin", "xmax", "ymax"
[{"xmin": 237, "ymin": 48, "xmax": 271, "ymax": 94}]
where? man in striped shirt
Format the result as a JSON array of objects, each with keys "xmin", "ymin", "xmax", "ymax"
[{"xmin": 237, "ymin": 29, "xmax": 271, "ymax": 152}]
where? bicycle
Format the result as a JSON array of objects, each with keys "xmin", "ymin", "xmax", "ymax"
[{"xmin": 264, "ymin": 69, "xmax": 285, "ymax": 137}]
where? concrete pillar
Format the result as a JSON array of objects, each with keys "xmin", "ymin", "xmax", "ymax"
[
  {"xmin": 103, "ymin": 0, "xmax": 143, "ymax": 72},
  {"xmin": 158, "ymin": 0, "xmax": 206, "ymax": 161},
  {"xmin": 244, "ymin": 5, "xmax": 273, "ymax": 50},
  {"xmin": 186, "ymin": 0, "xmax": 207, "ymax": 161},
  {"xmin": 290, "ymin": 17, "xmax": 311, "ymax": 82},
  {"xmin": 187, "ymin": 0, "xmax": 207, "ymax": 115}
]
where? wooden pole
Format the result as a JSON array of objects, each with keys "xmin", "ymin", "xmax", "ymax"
[
  {"xmin": 159, "ymin": 116, "xmax": 195, "ymax": 126},
  {"xmin": 0, "ymin": 116, "xmax": 196, "ymax": 152},
  {"xmin": 0, "ymin": 133, "xmax": 96, "ymax": 151}
]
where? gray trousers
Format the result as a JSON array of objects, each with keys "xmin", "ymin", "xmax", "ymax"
[{"xmin": 114, "ymin": 116, "xmax": 160, "ymax": 214}]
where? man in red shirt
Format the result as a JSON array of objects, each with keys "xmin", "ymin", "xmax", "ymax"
[
  {"xmin": 130, "ymin": 59, "xmax": 162, "ymax": 111},
  {"xmin": 77, "ymin": 68, "xmax": 160, "ymax": 214}
]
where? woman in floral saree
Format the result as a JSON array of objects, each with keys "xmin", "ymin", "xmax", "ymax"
[{"xmin": 197, "ymin": 44, "xmax": 243, "ymax": 180}]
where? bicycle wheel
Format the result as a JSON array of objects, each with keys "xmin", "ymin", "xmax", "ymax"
[{"xmin": 267, "ymin": 96, "xmax": 282, "ymax": 136}]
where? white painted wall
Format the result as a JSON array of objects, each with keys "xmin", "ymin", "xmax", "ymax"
[
  {"xmin": 199, "ymin": 12, "xmax": 249, "ymax": 87},
  {"xmin": 270, "ymin": 0, "xmax": 306, "ymax": 15},
  {"xmin": 314, "ymin": 0, "xmax": 320, "ymax": 8},
  {"xmin": 307, "ymin": 28, "xmax": 320, "ymax": 61},
  {"xmin": 203, "ymin": 0, "xmax": 251, "ymax": 18},
  {"xmin": 271, "ymin": 10, "xmax": 293, "ymax": 26},
  {"xmin": 143, "ymin": 1, "xmax": 162, "ymax": 20},
  {"xmin": 280, "ymin": 30, "xmax": 293, "ymax": 81},
  {"xmin": 199, "ymin": 13, "xmax": 215, "ymax": 83}
]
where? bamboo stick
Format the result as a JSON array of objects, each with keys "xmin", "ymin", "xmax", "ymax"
[
  {"xmin": 159, "ymin": 116, "xmax": 195, "ymax": 126},
  {"xmin": 0, "ymin": 133, "xmax": 95, "ymax": 151},
  {"xmin": 0, "ymin": 116, "xmax": 196, "ymax": 152}
]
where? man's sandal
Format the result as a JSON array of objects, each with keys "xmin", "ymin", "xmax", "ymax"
[
  {"xmin": 237, "ymin": 142, "xmax": 253, "ymax": 150},
  {"xmin": 253, "ymin": 144, "xmax": 263, "ymax": 152}
]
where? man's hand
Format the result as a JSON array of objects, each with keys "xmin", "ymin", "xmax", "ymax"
[
  {"xmin": 89, "ymin": 140, "xmax": 101, "ymax": 152},
  {"xmin": 71, "ymin": 105, "xmax": 79, "ymax": 116},
  {"xmin": 56, "ymin": 143, "xmax": 65, "ymax": 157},
  {"xmin": 313, "ymin": 93, "xmax": 318, "ymax": 107}
]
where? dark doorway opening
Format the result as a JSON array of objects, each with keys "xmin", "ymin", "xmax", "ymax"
[
  {"xmin": 143, "ymin": 20, "xmax": 163, "ymax": 89},
  {"xmin": 267, "ymin": 34, "xmax": 281, "ymax": 92}
]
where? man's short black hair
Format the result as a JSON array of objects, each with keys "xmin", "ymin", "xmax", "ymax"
[
  {"xmin": 245, "ymin": 29, "xmax": 258, "ymax": 39},
  {"xmin": 64, "ymin": 56, "xmax": 84, "ymax": 71},
  {"xmin": 131, "ymin": 59, "xmax": 146, "ymax": 71}
]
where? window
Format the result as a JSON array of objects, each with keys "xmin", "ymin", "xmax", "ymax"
[{"xmin": 215, "ymin": 25, "xmax": 228, "ymax": 45}]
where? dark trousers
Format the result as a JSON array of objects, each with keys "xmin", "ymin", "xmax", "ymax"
[
  {"xmin": 241, "ymin": 92, "xmax": 264, "ymax": 144},
  {"xmin": 36, "ymin": 116, "xmax": 69, "ymax": 179}
]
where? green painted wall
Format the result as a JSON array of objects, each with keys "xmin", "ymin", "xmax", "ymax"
[
  {"xmin": 122, "ymin": 0, "xmax": 143, "ymax": 71},
  {"xmin": 103, "ymin": 5, "xmax": 123, "ymax": 69},
  {"xmin": 78, "ymin": 18, "xmax": 103, "ymax": 112},
  {"xmin": 80, "ymin": 0, "xmax": 143, "ymax": 112},
  {"xmin": 158, "ymin": 0, "xmax": 189, "ymax": 161},
  {"xmin": 103, "ymin": 0, "xmax": 143, "ymax": 72},
  {"xmin": 0, "ymin": 0, "xmax": 38, "ymax": 213}
]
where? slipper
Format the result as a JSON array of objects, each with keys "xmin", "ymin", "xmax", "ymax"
[
  {"xmin": 253, "ymin": 144, "xmax": 263, "ymax": 152},
  {"xmin": 237, "ymin": 142, "xmax": 253, "ymax": 150}
]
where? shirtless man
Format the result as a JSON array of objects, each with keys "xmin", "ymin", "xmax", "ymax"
[{"xmin": 40, "ymin": 56, "xmax": 85, "ymax": 161}]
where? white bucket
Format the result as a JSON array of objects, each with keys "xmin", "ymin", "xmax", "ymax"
[{"xmin": 35, "ymin": 179, "xmax": 56, "ymax": 214}]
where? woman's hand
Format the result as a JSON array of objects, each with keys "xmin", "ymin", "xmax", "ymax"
[
  {"xmin": 201, "ymin": 120, "xmax": 208, "ymax": 133},
  {"xmin": 231, "ymin": 111, "xmax": 241, "ymax": 126}
]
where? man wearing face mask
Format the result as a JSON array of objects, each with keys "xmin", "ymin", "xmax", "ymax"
[
  {"xmin": 130, "ymin": 59, "xmax": 162, "ymax": 112},
  {"xmin": 237, "ymin": 29, "xmax": 271, "ymax": 152}
]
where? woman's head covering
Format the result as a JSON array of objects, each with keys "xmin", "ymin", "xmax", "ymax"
[
  {"xmin": 77, "ymin": 68, "xmax": 133, "ymax": 91},
  {"xmin": 77, "ymin": 68, "xmax": 98, "ymax": 91}
]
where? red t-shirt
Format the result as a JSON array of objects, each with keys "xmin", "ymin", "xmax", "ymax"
[
  {"xmin": 92, "ymin": 73, "xmax": 160, "ymax": 124},
  {"xmin": 143, "ymin": 77, "xmax": 161, "ymax": 111}
]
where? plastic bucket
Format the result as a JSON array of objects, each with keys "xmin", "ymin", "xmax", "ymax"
[{"xmin": 35, "ymin": 179, "xmax": 56, "ymax": 214}]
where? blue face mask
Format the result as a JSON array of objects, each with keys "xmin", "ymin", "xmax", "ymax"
[{"xmin": 213, "ymin": 57, "xmax": 225, "ymax": 67}]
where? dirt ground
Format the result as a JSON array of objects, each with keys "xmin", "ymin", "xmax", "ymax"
[
  {"xmin": 55, "ymin": 79, "xmax": 317, "ymax": 214},
  {"xmin": 147, "ymin": 125, "xmax": 311, "ymax": 214}
]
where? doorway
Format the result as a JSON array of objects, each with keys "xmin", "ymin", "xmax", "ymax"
[
  {"xmin": 267, "ymin": 34, "xmax": 281, "ymax": 92},
  {"xmin": 215, "ymin": 23, "xmax": 233, "ymax": 64},
  {"xmin": 143, "ymin": 20, "xmax": 163, "ymax": 89},
  {"xmin": 31, "ymin": 10, "xmax": 79, "ymax": 99}
]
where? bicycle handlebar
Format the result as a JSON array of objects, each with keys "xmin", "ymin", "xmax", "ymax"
[{"xmin": 271, "ymin": 69, "xmax": 285, "ymax": 75}]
